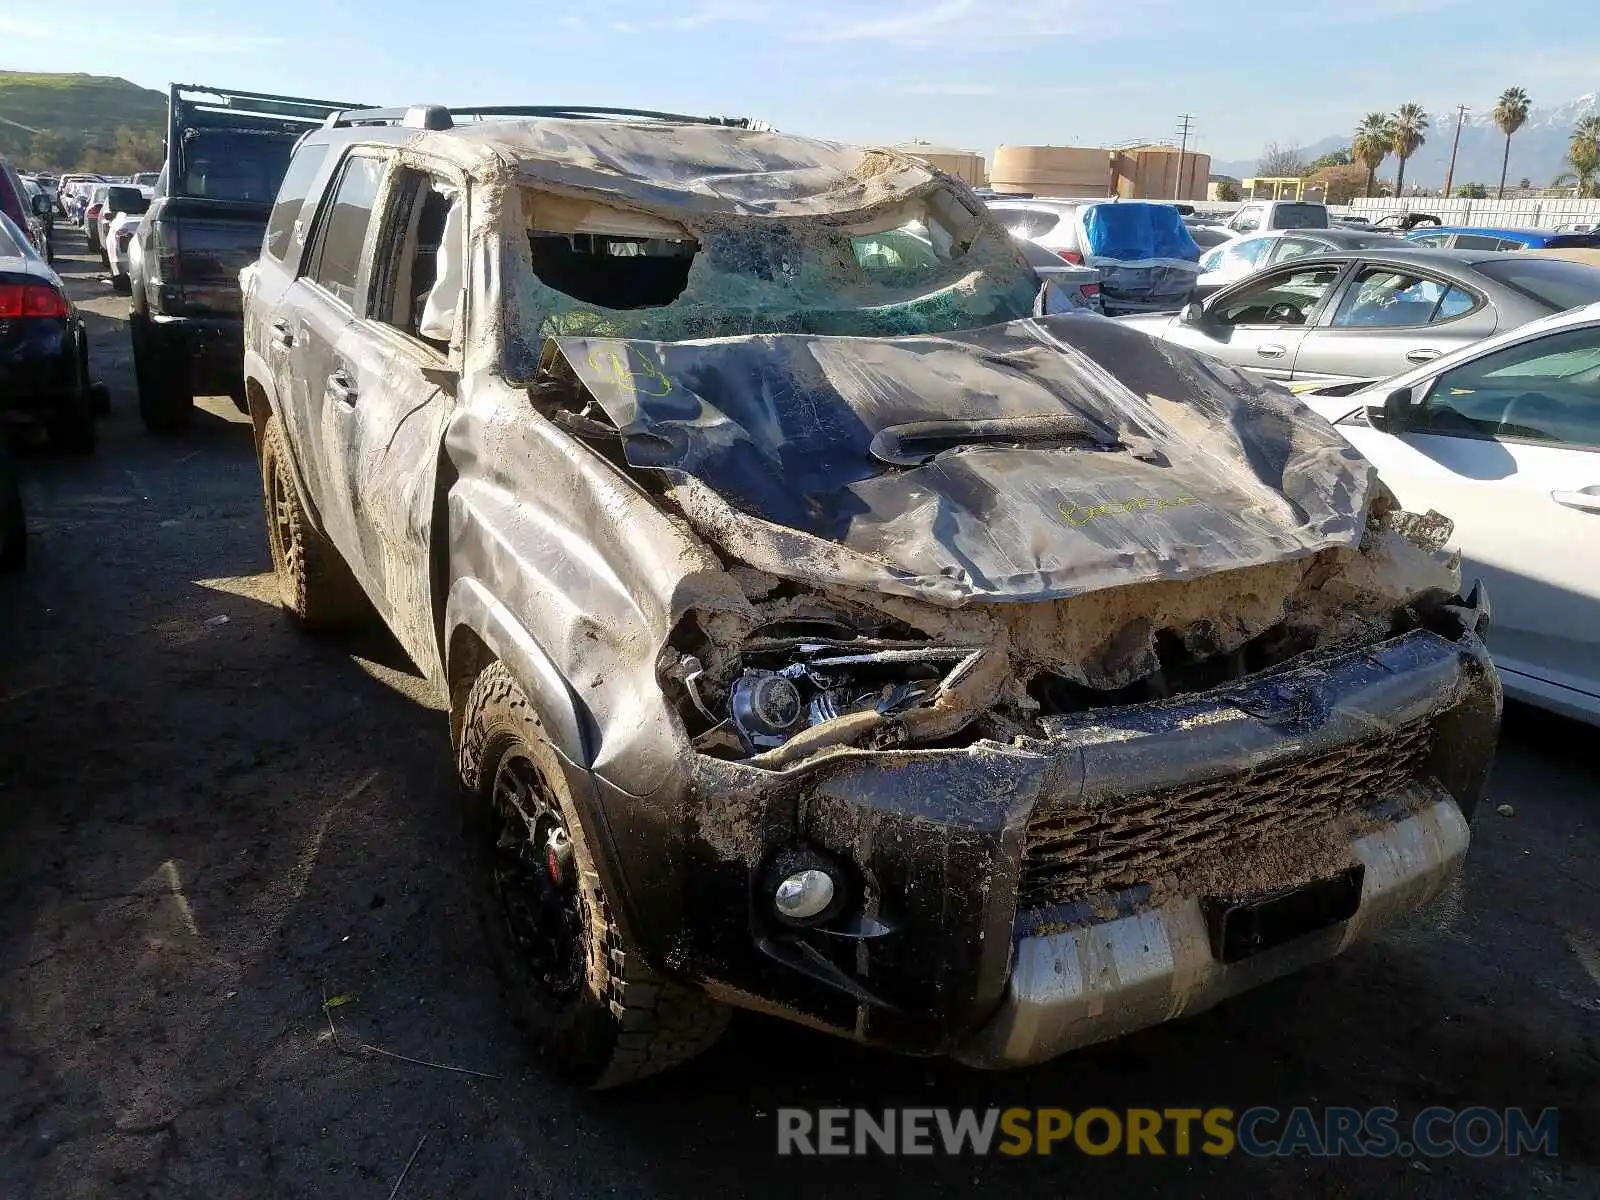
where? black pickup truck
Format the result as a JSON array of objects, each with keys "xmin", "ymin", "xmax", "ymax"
[{"xmin": 129, "ymin": 84, "xmax": 366, "ymax": 432}]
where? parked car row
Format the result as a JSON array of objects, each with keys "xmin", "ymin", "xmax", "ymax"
[{"xmin": 1124, "ymin": 248, "xmax": 1600, "ymax": 389}]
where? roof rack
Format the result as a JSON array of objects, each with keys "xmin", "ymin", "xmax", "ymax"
[
  {"xmin": 172, "ymin": 84, "xmax": 368, "ymax": 126},
  {"xmin": 323, "ymin": 104, "xmax": 752, "ymax": 132}
]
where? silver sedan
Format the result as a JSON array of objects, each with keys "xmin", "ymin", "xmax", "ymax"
[{"xmin": 1119, "ymin": 249, "xmax": 1600, "ymax": 389}]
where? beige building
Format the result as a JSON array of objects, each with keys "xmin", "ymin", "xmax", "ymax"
[
  {"xmin": 1114, "ymin": 146, "xmax": 1212, "ymax": 202},
  {"xmin": 988, "ymin": 144, "xmax": 1211, "ymax": 201},
  {"xmin": 891, "ymin": 142, "xmax": 986, "ymax": 187},
  {"xmin": 990, "ymin": 145, "xmax": 1114, "ymax": 197}
]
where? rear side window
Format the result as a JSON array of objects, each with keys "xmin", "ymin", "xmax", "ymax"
[
  {"xmin": 1477, "ymin": 257, "xmax": 1600, "ymax": 311},
  {"xmin": 307, "ymin": 153, "xmax": 387, "ymax": 308},
  {"xmin": 1453, "ymin": 235, "xmax": 1502, "ymax": 250},
  {"xmin": 1331, "ymin": 268, "xmax": 1476, "ymax": 327},
  {"xmin": 264, "ymin": 143, "xmax": 330, "ymax": 263},
  {"xmin": 0, "ymin": 212, "xmax": 28, "ymax": 258}
]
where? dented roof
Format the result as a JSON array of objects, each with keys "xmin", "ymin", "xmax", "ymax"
[{"xmin": 364, "ymin": 119, "xmax": 940, "ymax": 216}]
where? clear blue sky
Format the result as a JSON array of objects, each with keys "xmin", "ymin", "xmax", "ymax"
[{"xmin": 3, "ymin": 0, "xmax": 1596, "ymax": 164}]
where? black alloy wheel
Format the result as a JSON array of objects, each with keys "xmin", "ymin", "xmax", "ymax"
[{"xmin": 486, "ymin": 751, "xmax": 584, "ymax": 1006}]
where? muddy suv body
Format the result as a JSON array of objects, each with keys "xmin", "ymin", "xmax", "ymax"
[{"xmin": 241, "ymin": 104, "xmax": 1501, "ymax": 1085}]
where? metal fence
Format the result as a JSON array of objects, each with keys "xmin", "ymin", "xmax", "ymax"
[{"xmin": 1333, "ymin": 197, "xmax": 1600, "ymax": 230}]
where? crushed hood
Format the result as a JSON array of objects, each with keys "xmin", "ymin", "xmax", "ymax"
[{"xmin": 550, "ymin": 314, "xmax": 1374, "ymax": 608}]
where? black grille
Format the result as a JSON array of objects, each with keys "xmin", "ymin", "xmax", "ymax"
[{"xmin": 1019, "ymin": 720, "xmax": 1435, "ymax": 908}]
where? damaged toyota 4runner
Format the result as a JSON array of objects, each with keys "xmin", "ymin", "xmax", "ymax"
[{"xmin": 241, "ymin": 104, "xmax": 1501, "ymax": 1088}]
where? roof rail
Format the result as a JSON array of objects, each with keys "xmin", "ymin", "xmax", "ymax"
[{"xmin": 323, "ymin": 104, "xmax": 752, "ymax": 131}]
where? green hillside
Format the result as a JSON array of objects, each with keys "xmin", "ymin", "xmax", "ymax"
[{"xmin": 0, "ymin": 71, "xmax": 167, "ymax": 171}]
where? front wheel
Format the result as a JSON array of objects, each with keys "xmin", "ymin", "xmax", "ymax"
[{"xmin": 458, "ymin": 662, "xmax": 729, "ymax": 1088}]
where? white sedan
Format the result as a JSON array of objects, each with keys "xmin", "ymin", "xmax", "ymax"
[
  {"xmin": 1301, "ymin": 302, "xmax": 1600, "ymax": 724},
  {"xmin": 105, "ymin": 210, "xmax": 143, "ymax": 293}
]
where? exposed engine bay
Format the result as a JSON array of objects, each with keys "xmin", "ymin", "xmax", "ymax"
[{"xmin": 655, "ymin": 488, "xmax": 1459, "ymax": 767}]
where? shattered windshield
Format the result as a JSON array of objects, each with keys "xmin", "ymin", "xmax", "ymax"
[{"xmin": 502, "ymin": 183, "xmax": 1040, "ymax": 380}]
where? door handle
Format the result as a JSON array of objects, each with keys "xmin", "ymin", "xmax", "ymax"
[
  {"xmin": 270, "ymin": 319, "xmax": 293, "ymax": 348},
  {"xmin": 1257, "ymin": 344, "xmax": 1286, "ymax": 358},
  {"xmin": 327, "ymin": 370, "xmax": 358, "ymax": 405},
  {"xmin": 1405, "ymin": 348, "xmax": 1441, "ymax": 364},
  {"xmin": 1551, "ymin": 488, "xmax": 1600, "ymax": 514}
]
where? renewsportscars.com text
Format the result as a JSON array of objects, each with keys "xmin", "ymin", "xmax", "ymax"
[{"xmin": 775, "ymin": 1106, "xmax": 1559, "ymax": 1158}]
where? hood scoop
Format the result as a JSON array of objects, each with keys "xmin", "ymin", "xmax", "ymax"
[{"xmin": 866, "ymin": 413, "xmax": 1122, "ymax": 467}]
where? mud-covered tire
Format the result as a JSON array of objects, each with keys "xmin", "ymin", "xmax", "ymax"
[
  {"xmin": 258, "ymin": 414, "xmax": 368, "ymax": 630},
  {"xmin": 131, "ymin": 317, "xmax": 194, "ymax": 433},
  {"xmin": 458, "ymin": 661, "xmax": 729, "ymax": 1088}
]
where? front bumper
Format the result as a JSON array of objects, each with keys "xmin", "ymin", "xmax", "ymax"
[
  {"xmin": 588, "ymin": 608, "xmax": 1500, "ymax": 1062},
  {"xmin": 953, "ymin": 794, "xmax": 1468, "ymax": 1067},
  {"xmin": 147, "ymin": 312, "xmax": 243, "ymax": 392}
]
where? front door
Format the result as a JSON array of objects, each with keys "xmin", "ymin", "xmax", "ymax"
[
  {"xmin": 1166, "ymin": 262, "xmax": 1347, "ymax": 380},
  {"xmin": 328, "ymin": 164, "xmax": 465, "ymax": 674},
  {"xmin": 1337, "ymin": 320, "xmax": 1600, "ymax": 708}
]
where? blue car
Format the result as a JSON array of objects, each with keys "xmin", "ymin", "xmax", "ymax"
[{"xmin": 1406, "ymin": 225, "xmax": 1600, "ymax": 251}]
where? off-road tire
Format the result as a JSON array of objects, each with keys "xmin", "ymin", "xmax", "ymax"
[
  {"xmin": 258, "ymin": 414, "xmax": 368, "ymax": 630},
  {"xmin": 131, "ymin": 316, "xmax": 195, "ymax": 433},
  {"xmin": 458, "ymin": 661, "xmax": 729, "ymax": 1088}
]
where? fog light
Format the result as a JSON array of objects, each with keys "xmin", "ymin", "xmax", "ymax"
[{"xmin": 774, "ymin": 869, "xmax": 835, "ymax": 921}]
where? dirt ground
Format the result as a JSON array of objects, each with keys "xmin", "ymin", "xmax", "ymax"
[{"xmin": 2, "ymin": 231, "xmax": 1597, "ymax": 1199}]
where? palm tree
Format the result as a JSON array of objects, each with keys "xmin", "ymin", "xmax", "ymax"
[
  {"xmin": 1389, "ymin": 103, "xmax": 1429, "ymax": 196},
  {"xmin": 1352, "ymin": 112, "xmax": 1392, "ymax": 198},
  {"xmin": 1492, "ymin": 87, "xmax": 1531, "ymax": 198},
  {"xmin": 1570, "ymin": 117, "xmax": 1600, "ymax": 198}
]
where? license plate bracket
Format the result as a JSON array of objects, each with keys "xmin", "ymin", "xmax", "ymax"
[{"xmin": 1202, "ymin": 866, "xmax": 1364, "ymax": 965}]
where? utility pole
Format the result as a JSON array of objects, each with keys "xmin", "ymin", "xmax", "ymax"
[
  {"xmin": 1442, "ymin": 104, "xmax": 1468, "ymax": 199},
  {"xmin": 1174, "ymin": 114, "xmax": 1195, "ymax": 200}
]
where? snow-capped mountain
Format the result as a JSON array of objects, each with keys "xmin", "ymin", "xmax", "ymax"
[{"xmin": 1214, "ymin": 93, "xmax": 1600, "ymax": 189}]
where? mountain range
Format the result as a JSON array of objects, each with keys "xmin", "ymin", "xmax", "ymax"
[{"xmin": 1213, "ymin": 93, "xmax": 1600, "ymax": 188}]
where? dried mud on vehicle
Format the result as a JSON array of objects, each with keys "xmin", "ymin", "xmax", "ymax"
[{"xmin": 242, "ymin": 109, "xmax": 1501, "ymax": 1086}]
